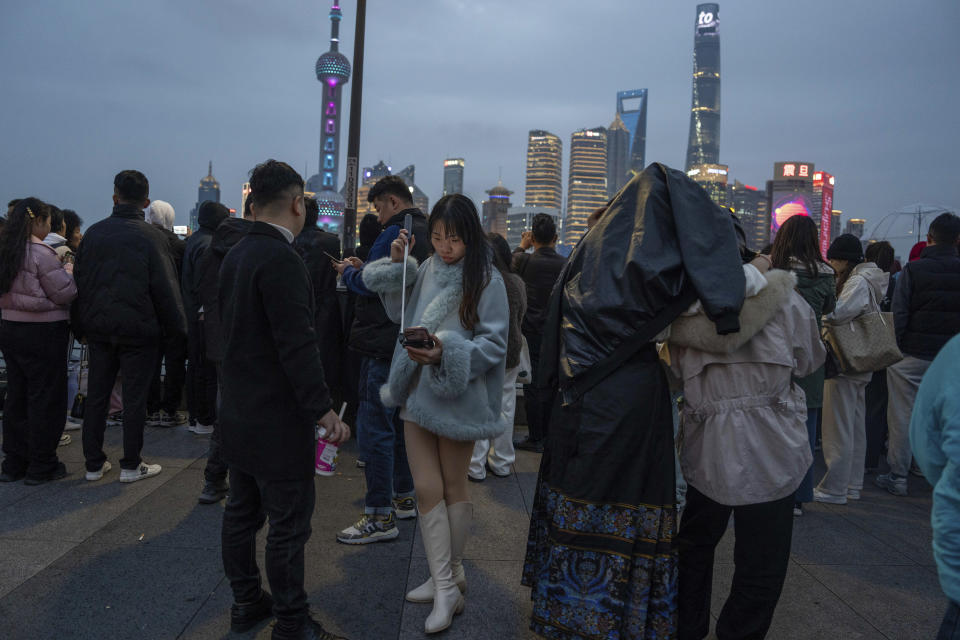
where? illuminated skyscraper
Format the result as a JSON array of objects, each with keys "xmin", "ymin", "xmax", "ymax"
[
  {"xmin": 686, "ymin": 163, "xmax": 728, "ymax": 207},
  {"xmin": 307, "ymin": 3, "xmax": 351, "ymax": 232},
  {"xmin": 505, "ymin": 206, "xmax": 561, "ymax": 249},
  {"xmin": 524, "ymin": 130, "xmax": 563, "ymax": 210},
  {"xmin": 397, "ymin": 165, "xmax": 430, "ymax": 215},
  {"xmin": 831, "ymin": 210, "xmax": 842, "ymax": 241},
  {"xmin": 616, "ymin": 89, "xmax": 648, "ymax": 179},
  {"xmin": 443, "ymin": 158, "xmax": 465, "ymax": 196},
  {"xmin": 564, "ymin": 128, "xmax": 607, "ymax": 247},
  {"xmin": 845, "ymin": 218, "xmax": 865, "ymax": 238},
  {"xmin": 189, "ymin": 162, "xmax": 220, "ymax": 231},
  {"xmin": 729, "ymin": 181, "xmax": 768, "ymax": 252},
  {"xmin": 482, "ymin": 182, "xmax": 513, "ymax": 238},
  {"xmin": 685, "ymin": 4, "xmax": 721, "ymax": 171},
  {"xmin": 606, "ymin": 113, "xmax": 630, "ymax": 198}
]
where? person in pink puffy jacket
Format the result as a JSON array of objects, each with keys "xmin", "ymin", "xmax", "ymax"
[{"xmin": 0, "ymin": 197, "xmax": 78, "ymax": 485}]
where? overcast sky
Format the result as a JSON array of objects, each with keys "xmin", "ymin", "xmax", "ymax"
[{"xmin": 1, "ymin": 0, "xmax": 957, "ymax": 257}]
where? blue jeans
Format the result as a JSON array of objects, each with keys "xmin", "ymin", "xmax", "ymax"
[
  {"xmin": 939, "ymin": 601, "xmax": 960, "ymax": 640},
  {"xmin": 672, "ymin": 391, "xmax": 687, "ymax": 508},
  {"xmin": 794, "ymin": 408, "xmax": 820, "ymax": 503},
  {"xmin": 357, "ymin": 357, "xmax": 414, "ymax": 515}
]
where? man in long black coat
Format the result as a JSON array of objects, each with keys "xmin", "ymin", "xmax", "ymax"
[
  {"xmin": 218, "ymin": 160, "xmax": 349, "ymax": 640},
  {"xmin": 294, "ymin": 197, "xmax": 343, "ymax": 405}
]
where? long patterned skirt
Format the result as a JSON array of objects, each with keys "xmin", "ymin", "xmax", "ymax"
[{"xmin": 522, "ymin": 349, "xmax": 678, "ymax": 639}]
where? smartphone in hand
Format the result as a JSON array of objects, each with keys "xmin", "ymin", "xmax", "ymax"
[
  {"xmin": 399, "ymin": 326, "xmax": 435, "ymax": 349},
  {"xmin": 324, "ymin": 250, "xmax": 341, "ymax": 263}
]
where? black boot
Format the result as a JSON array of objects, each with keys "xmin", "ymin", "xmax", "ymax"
[
  {"xmin": 272, "ymin": 614, "xmax": 349, "ymax": 640},
  {"xmin": 230, "ymin": 589, "xmax": 273, "ymax": 633}
]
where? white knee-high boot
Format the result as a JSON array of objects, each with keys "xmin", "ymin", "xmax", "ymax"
[
  {"xmin": 418, "ymin": 501, "xmax": 465, "ymax": 633},
  {"xmin": 405, "ymin": 501, "xmax": 472, "ymax": 603}
]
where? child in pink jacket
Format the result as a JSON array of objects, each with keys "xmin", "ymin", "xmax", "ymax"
[{"xmin": 0, "ymin": 198, "xmax": 77, "ymax": 484}]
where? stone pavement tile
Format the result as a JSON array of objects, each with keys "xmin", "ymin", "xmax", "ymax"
[
  {"xmin": 804, "ymin": 564, "xmax": 945, "ymax": 640},
  {"xmin": 398, "ymin": 557, "xmax": 538, "ymax": 640},
  {"xmin": 0, "ymin": 477, "xmax": 46, "ymax": 509},
  {"xmin": 709, "ymin": 562, "xmax": 886, "ymax": 640},
  {"xmin": 0, "ymin": 540, "xmax": 223, "ymax": 640},
  {"xmin": 411, "ymin": 477, "xmax": 530, "ymax": 562},
  {"xmin": 180, "ymin": 556, "xmax": 410, "ymax": 640},
  {"xmin": 836, "ymin": 496, "xmax": 935, "ymax": 567},
  {"xmin": 789, "ymin": 503, "xmax": 914, "ymax": 566},
  {"xmin": 0, "ymin": 461, "xmax": 177, "ymax": 542},
  {"xmin": 92, "ymin": 467, "xmax": 224, "ymax": 550},
  {"xmin": 512, "ymin": 448, "xmax": 542, "ymax": 474},
  {"xmin": 141, "ymin": 427, "xmax": 216, "ymax": 467},
  {"xmin": 0, "ymin": 537, "xmax": 74, "ymax": 599},
  {"xmin": 516, "ymin": 469, "xmax": 537, "ymax": 515}
]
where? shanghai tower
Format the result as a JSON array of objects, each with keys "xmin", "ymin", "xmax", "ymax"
[
  {"xmin": 309, "ymin": 3, "xmax": 351, "ymax": 229},
  {"xmin": 684, "ymin": 4, "xmax": 721, "ymax": 171}
]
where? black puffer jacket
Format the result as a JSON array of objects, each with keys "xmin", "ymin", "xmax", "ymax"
[
  {"xmin": 540, "ymin": 163, "xmax": 745, "ymax": 403},
  {"xmin": 73, "ymin": 203, "xmax": 187, "ymax": 345},
  {"xmin": 295, "ymin": 226, "xmax": 344, "ymax": 394},
  {"xmin": 182, "ymin": 204, "xmax": 229, "ymax": 323},
  {"xmin": 197, "ymin": 217, "xmax": 252, "ymax": 362}
]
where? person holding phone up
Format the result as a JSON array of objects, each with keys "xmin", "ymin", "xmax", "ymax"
[{"xmin": 362, "ymin": 194, "xmax": 509, "ymax": 635}]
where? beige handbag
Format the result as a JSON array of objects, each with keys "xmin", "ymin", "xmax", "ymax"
[{"xmin": 823, "ymin": 283, "xmax": 902, "ymax": 375}]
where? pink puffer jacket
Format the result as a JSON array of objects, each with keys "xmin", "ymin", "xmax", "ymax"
[{"xmin": 0, "ymin": 238, "xmax": 77, "ymax": 322}]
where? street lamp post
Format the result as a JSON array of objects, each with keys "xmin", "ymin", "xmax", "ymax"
[{"xmin": 342, "ymin": 0, "xmax": 366, "ymax": 251}]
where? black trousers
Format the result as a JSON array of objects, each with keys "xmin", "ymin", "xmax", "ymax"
[
  {"xmin": 677, "ymin": 485, "xmax": 794, "ymax": 640},
  {"xmin": 186, "ymin": 320, "xmax": 218, "ymax": 425},
  {"xmin": 222, "ymin": 467, "xmax": 315, "ymax": 632},
  {"xmin": 82, "ymin": 340, "xmax": 158, "ymax": 471},
  {"xmin": 522, "ymin": 330, "xmax": 554, "ymax": 441},
  {"xmin": 203, "ymin": 363, "xmax": 228, "ymax": 483},
  {"xmin": 147, "ymin": 335, "xmax": 186, "ymax": 415},
  {"xmin": 864, "ymin": 369, "xmax": 888, "ymax": 470},
  {"xmin": 0, "ymin": 320, "xmax": 69, "ymax": 479}
]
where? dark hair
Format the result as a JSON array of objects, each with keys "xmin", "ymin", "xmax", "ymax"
[
  {"xmin": 249, "ymin": 159, "xmax": 303, "ymax": 209},
  {"xmin": 47, "ymin": 204, "xmax": 64, "ymax": 235},
  {"xmin": 62, "ymin": 209, "xmax": 83, "ymax": 241},
  {"xmin": 761, "ymin": 243, "xmax": 774, "ymax": 255},
  {"xmin": 487, "ymin": 233, "xmax": 513, "ymax": 274},
  {"xmin": 7, "ymin": 199, "xmax": 21, "ymax": 212},
  {"xmin": 358, "ymin": 213, "xmax": 381, "ymax": 246},
  {"xmin": 429, "ymin": 195, "xmax": 491, "ymax": 331},
  {"xmin": 304, "ymin": 197, "xmax": 319, "ymax": 227},
  {"xmin": 242, "ymin": 194, "xmax": 254, "ymax": 219},
  {"xmin": 367, "ymin": 175, "xmax": 413, "ymax": 205},
  {"xmin": 0, "ymin": 198, "xmax": 50, "ymax": 295},
  {"xmin": 114, "ymin": 170, "xmax": 149, "ymax": 203},
  {"xmin": 929, "ymin": 212, "xmax": 960, "ymax": 246},
  {"xmin": 531, "ymin": 213, "xmax": 557, "ymax": 245},
  {"xmin": 864, "ymin": 240, "xmax": 895, "ymax": 273},
  {"xmin": 770, "ymin": 215, "xmax": 827, "ymax": 277}
]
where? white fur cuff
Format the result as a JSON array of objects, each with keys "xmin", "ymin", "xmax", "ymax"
[
  {"xmin": 362, "ymin": 256, "xmax": 419, "ymax": 293},
  {"xmin": 426, "ymin": 330, "xmax": 471, "ymax": 399}
]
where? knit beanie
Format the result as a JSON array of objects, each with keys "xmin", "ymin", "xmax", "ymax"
[{"xmin": 827, "ymin": 233, "xmax": 864, "ymax": 263}]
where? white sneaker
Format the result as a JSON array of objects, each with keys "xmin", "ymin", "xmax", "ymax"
[
  {"xmin": 58, "ymin": 433, "xmax": 72, "ymax": 447},
  {"xmin": 813, "ymin": 488, "xmax": 847, "ymax": 505},
  {"xmin": 847, "ymin": 488, "xmax": 861, "ymax": 500},
  {"xmin": 64, "ymin": 418, "xmax": 82, "ymax": 431},
  {"xmin": 120, "ymin": 462, "xmax": 162, "ymax": 483},
  {"xmin": 187, "ymin": 423, "xmax": 214, "ymax": 435},
  {"xmin": 85, "ymin": 461, "xmax": 112, "ymax": 482}
]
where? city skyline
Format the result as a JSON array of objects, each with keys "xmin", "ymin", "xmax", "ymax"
[{"xmin": 1, "ymin": 1, "xmax": 956, "ymax": 259}]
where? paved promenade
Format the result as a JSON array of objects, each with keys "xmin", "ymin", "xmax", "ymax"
[{"xmin": 0, "ymin": 423, "xmax": 943, "ymax": 639}]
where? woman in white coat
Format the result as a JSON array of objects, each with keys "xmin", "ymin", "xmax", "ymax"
[
  {"xmin": 363, "ymin": 195, "xmax": 509, "ymax": 634},
  {"xmin": 815, "ymin": 234, "xmax": 888, "ymax": 504}
]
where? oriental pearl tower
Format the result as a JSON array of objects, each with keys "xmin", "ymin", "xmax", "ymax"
[{"xmin": 307, "ymin": 3, "xmax": 351, "ymax": 230}]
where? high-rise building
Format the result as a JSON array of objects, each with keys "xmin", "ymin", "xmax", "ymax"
[
  {"xmin": 729, "ymin": 180, "xmax": 768, "ymax": 251},
  {"xmin": 189, "ymin": 162, "xmax": 221, "ymax": 231},
  {"xmin": 505, "ymin": 206, "xmax": 561, "ymax": 249},
  {"xmin": 831, "ymin": 210, "xmax": 842, "ymax": 241},
  {"xmin": 812, "ymin": 171, "xmax": 836, "ymax": 256},
  {"xmin": 524, "ymin": 130, "xmax": 563, "ymax": 210},
  {"xmin": 443, "ymin": 158, "xmax": 465, "ymax": 196},
  {"xmin": 685, "ymin": 4, "xmax": 721, "ymax": 171},
  {"xmin": 616, "ymin": 89, "xmax": 648, "ymax": 180},
  {"xmin": 307, "ymin": 3, "xmax": 352, "ymax": 232},
  {"xmin": 396, "ymin": 165, "xmax": 429, "ymax": 215},
  {"xmin": 845, "ymin": 218, "xmax": 865, "ymax": 238},
  {"xmin": 606, "ymin": 113, "xmax": 630, "ymax": 198},
  {"xmin": 241, "ymin": 182, "xmax": 251, "ymax": 219},
  {"xmin": 482, "ymin": 182, "xmax": 513, "ymax": 238},
  {"xmin": 686, "ymin": 163, "xmax": 728, "ymax": 207},
  {"xmin": 769, "ymin": 161, "xmax": 816, "ymax": 243},
  {"xmin": 564, "ymin": 128, "xmax": 607, "ymax": 247}
]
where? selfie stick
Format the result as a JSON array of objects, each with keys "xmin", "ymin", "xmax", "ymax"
[{"xmin": 400, "ymin": 226, "xmax": 410, "ymax": 333}]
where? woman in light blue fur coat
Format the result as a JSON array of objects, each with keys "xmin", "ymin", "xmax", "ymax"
[{"xmin": 362, "ymin": 194, "xmax": 508, "ymax": 635}]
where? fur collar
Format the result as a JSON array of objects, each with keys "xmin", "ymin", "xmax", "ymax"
[
  {"xmin": 418, "ymin": 258, "xmax": 463, "ymax": 332},
  {"xmin": 668, "ymin": 269, "xmax": 797, "ymax": 354}
]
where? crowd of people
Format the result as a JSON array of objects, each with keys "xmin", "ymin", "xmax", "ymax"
[{"xmin": 0, "ymin": 161, "xmax": 958, "ymax": 639}]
